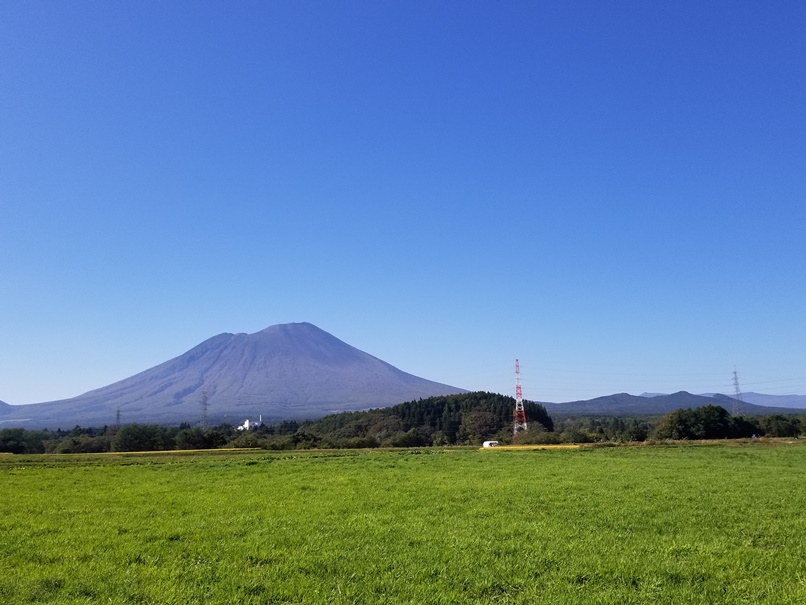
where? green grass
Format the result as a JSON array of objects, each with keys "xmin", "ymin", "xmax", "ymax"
[{"xmin": 1, "ymin": 442, "xmax": 805, "ymax": 604}]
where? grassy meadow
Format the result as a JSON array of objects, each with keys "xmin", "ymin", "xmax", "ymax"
[{"xmin": 1, "ymin": 442, "xmax": 805, "ymax": 604}]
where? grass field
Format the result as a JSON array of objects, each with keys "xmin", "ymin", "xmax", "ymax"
[{"xmin": 2, "ymin": 442, "xmax": 805, "ymax": 604}]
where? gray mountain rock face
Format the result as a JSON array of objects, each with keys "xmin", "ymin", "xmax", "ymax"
[{"xmin": 0, "ymin": 323, "xmax": 466, "ymax": 429}]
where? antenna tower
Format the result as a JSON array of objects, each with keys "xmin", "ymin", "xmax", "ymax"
[
  {"xmin": 732, "ymin": 366, "xmax": 744, "ymax": 416},
  {"xmin": 200, "ymin": 390, "xmax": 209, "ymax": 429},
  {"xmin": 513, "ymin": 359, "xmax": 528, "ymax": 440}
]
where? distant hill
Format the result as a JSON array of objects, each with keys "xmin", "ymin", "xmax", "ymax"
[
  {"xmin": 642, "ymin": 391, "xmax": 806, "ymax": 411},
  {"xmin": 731, "ymin": 392, "xmax": 806, "ymax": 410},
  {"xmin": 0, "ymin": 323, "xmax": 466, "ymax": 429},
  {"xmin": 544, "ymin": 392, "xmax": 800, "ymax": 417},
  {"xmin": 301, "ymin": 391, "xmax": 554, "ymax": 446}
]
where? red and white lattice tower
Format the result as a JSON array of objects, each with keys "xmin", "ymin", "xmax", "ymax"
[{"xmin": 513, "ymin": 359, "xmax": 528, "ymax": 440}]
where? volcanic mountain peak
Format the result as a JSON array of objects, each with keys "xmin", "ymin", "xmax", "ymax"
[
  {"xmin": 2, "ymin": 322, "xmax": 466, "ymax": 428},
  {"xmin": 248, "ymin": 322, "xmax": 369, "ymax": 362}
]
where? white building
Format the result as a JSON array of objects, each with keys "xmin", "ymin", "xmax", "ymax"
[{"xmin": 236, "ymin": 415, "xmax": 262, "ymax": 431}]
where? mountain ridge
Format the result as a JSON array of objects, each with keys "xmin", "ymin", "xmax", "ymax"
[
  {"xmin": 641, "ymin": 391, "xmax": 806, "ymax": 410},
  {"xmin": 543, "ymin": 391, "xmax": 800, "ymax": 417}
]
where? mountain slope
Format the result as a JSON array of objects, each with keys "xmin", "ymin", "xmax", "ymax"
[
  {"xmin": 1, "ymin": 323, "xmax": 466, "ymax": 428},
  {"xmin": 644, "ymin": 391, "xmax": 806, "ymax": 411},
  {"xmin": 542, "ymin": 392, "xmax": 799, "ymax": 417},
  {"xmin": 736, "ymin": 392, "xmax": 806, "ymax": 409}
]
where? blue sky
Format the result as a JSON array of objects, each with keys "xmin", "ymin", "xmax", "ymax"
[{"xmin": 2, "ymin": 1, "xmax": 805, "ymax": 405}]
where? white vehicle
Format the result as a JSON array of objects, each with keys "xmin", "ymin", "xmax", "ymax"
[{"xmin": 482, "ymin": 441, "xmax": 499, "ymax": 448}]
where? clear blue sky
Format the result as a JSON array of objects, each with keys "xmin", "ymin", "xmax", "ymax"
[{"xmin": 2, "ymin": 1, "xmax": 805, "ymax": 405}]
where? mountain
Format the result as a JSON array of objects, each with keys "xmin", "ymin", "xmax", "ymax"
[
  {"xmin": 0, "ymin": 323, "xmax": 466, "ymax": 429},
  {"xmin": 543, "ymin": 392, "xmax": 800, "ymax": 417},
  {"xmin": 643, "ymin": 391, "xmax": 806, "ymax": 411},
  {"xmin": 731, "ymin": 392, "xmax": 806, "ymax": 410}
]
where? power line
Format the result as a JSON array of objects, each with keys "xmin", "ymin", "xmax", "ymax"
[
  {"xmin": 732, "ymin": 367, "xmax": 744, "ymax": 416},
  {"xmin": 199, "ymin": 390, "xmax": 209, "ymax": 429}
]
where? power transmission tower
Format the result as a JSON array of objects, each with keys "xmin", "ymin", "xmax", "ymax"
[
  {"xmin": 513, "ymin": 359, "xmax": 528, "ymax": 440},
  {"xmin": 115, "ymin": 407, "xmax": 121, "ymax": 428},
  {"xmin": 732, "ymin": 366, "xmax": 744, "ymax": 416},
  {"xmin": 199, "ymin": 390, "xmax": 209, "ymax": 429}
]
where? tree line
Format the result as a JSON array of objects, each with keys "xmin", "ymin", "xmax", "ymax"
[
  {"xmin": 549, "ymin": 405, "xmax": 802, "ymax": 444},
  {"xmin": 0, "ymin": 393, "xmax": 802, "ymax": 454}
]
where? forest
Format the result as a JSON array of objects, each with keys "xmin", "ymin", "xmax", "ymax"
[{"xmin": 0, "ymin": 391, "xmax": 802, "ymax": 454}]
